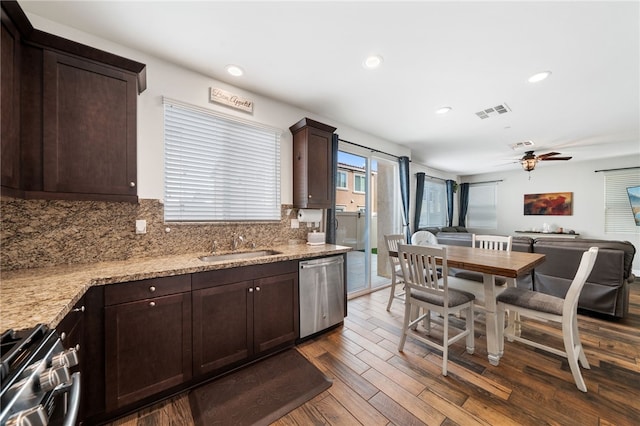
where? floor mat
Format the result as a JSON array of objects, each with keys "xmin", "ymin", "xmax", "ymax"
[{"xmin": 188, "ymin": 349, "xmax": 332, "ymax": 426}]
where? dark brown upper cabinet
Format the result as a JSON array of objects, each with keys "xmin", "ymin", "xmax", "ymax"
[
  {"xmin": 42, "ymin": 51, "xmax": 138, "ymax": 199},
  {"xmin": 290, "ymin": 118, "xmax": 337, "ymax": 209},
  {"xmin": 0, "ymin": 0, "xmax": 146, "ymax": 202}
]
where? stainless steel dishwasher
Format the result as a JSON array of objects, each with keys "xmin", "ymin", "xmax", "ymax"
[{"xmin": 299, "ymin": 255, "xmax": 345, "ymax": 339}]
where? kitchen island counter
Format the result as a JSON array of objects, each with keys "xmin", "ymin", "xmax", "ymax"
[{"xmin": 0, "ymin": 243, "xmax": 351, "ymax": 331}]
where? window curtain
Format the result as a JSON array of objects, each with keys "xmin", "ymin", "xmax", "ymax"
[
  {"xmin": 414, "ymin": 172, "xmax": 426, "ymax": 233},
  {"xmin": 326, "ymin": 133, "xmax": 339, "ymax": 244},
  {"xmin": 398, "ymin": 156, "xmax": 411, "ymax": 242},
  {"xmin": 458, "ymin": 182, "xmax": 470, "ymax": 227},
  {"xmin": 445, "ymin": 179, "xmax": 455, "ymax": 226}
]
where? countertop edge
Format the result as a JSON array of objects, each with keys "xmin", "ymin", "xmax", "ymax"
[{"xmin": 1, "ymin": 244, "xmax": 352, "ymax": 331}]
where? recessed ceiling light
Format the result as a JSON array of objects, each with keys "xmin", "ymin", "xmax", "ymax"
[
  {"xmin": 226, "ymin": 64, "xmax": 244, "ymax": 77},
  {"xmin": 363, "ymin": 55, "xmax": 383, "ymax": 69},
  {"xmin": 435, "ymin": 106, "xmax": 452, "ymax": 114},
  {"xmin": 528, "ymin": 70, "xmax": 552, "ymax": 83}
]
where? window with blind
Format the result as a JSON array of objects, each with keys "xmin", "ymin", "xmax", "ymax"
[
  {"xmin": 604, "ymin": 171, "xmax": 640, "ymax": 233},
  {"xmin": 419, "ymin": 178, "xmax": 447, "ymax": 227},
  {"xmin": 163, "ymin": 99, "xmax": 281, "ymax": 222},
  {"xmin": 467, "ymin": 182, "xmax": 498, "ymax": 229}
]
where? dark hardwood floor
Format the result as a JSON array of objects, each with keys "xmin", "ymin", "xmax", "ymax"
[{"xmin": 109, "ymin": 282, "xmax": 640, "ymax": 426}]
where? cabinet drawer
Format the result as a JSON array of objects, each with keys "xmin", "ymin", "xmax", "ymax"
[{"xmin": 105, "ymin": 275, "xmax": 191, "ymax": 306}]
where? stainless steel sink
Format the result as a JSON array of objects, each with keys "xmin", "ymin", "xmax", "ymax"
[{"xmin": 198, "ymin": 250, "xmax": 281, "ymax": 262}]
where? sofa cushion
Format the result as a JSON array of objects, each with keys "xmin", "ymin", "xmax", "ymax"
[
  {"xmin": 532, "ymin": 239, "xmax": 631, "ymax": 317},
  {"xmin": 534, "ymin": 238, "xmax": 635, "ymax": 282}
]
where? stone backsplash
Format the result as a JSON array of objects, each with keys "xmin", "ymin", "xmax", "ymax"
[{"xmin": 1, "ymin": 198, "xmax": 318, "ymax": 271}]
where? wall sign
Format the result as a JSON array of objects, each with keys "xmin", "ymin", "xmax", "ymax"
[{"xmin": 209, "ymin": 87, "xmax": 253, "ymax": 113}]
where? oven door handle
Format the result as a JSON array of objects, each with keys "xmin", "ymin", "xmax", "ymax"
[{"xmin": 63, "ymin": 372, "xmax": 81, "ymax": 426}]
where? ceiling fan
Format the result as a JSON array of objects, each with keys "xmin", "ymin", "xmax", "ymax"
[{"xmin": 520, "ymin": 150, "xmax": 572, "ymax": 172}]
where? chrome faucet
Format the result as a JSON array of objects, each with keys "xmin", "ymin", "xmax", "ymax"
[{"xmin": 231, "ymin": 233, "xmax": 244, "ymax": 251}]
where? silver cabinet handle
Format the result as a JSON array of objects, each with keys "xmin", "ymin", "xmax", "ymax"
[
  {"xmin": 149, "ymin": 301, "xmax": 156, "ymax": 307},
  {"xmin": 248, "ymin": 288, "xmax": 253, "ymax": 293},
  {"xmin": 255, "ymin": 286, "xmax": 261, "ymax": 292},
  {"xmin": 60, "ymin": 332, "xmax": 67, "ymax": 341},
  {"xmin": 308, "ymin": 194, "xmax": 312, "ymax": 198},
  {"xmin": 149, "ymin": 286, "xmax": 156, "ymax": 292},
  {"xmin": 72, "ymin": 305, "xmax": 85, "ymax": 313},
  {"xmin": 130, "ymin": 182, "xmax": 136, "ymax": 187}
]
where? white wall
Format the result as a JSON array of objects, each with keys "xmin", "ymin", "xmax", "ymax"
[
  {"xmin": 462, "ymin": 155, "xmax": 640, "ymax": 273},
  {"xmin": 22, "ymin": 12, "xmax": 640, "ymax": 274},
  {"xmin": 26, "ymin": 13, "xmax": 410, "ymax": 202}
]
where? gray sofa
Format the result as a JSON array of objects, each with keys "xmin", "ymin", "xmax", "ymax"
[{"xmin": 423, "ymin": 230, "xmax": 636, "ymax": 318}]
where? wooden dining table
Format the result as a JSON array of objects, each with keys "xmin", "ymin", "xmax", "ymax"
[{"xmin": 391, "ymin": 244, "xmax": 545, "ymax": 366}]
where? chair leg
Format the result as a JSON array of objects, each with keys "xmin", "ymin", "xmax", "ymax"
[
  {"xmin": 423, "ymin": 309, "xmax": 431, "ymax": 332},
  {"xmin": 442, "ymin": 312, "xmax": 449, "ymax": 376},
  {"xmin": 398, "ymin": 298, "xmax": 412, "ymax": 351},
  {"xmin": 571, "ymin": 316, "xmax": 590, "ymax": 370},
  {"xmin": 386, "ymin": 275, "xmax": 397, "ymax": 311},
  {"xmin": 563, "ymin": 316, "xmax": 588, "ymax": 392}
]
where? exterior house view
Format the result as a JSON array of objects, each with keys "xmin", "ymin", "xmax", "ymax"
[{"xmin": 1, "ymin": 1, "xmax": 638, "ymax": 425}]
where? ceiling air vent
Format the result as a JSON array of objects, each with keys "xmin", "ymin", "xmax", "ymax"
[
  {"xmin": 509, "ymin": 140, "xmax": 534, "ymax": 150},
  {"xmin": 475, "ymin": 103, "xmax": 511, "ymax": 119}
]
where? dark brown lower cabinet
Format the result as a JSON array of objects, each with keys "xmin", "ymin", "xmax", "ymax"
[
  {"xmin": 192, "ymin": 262, "xmax": 299, "ymax": 377},
  {"xmin": 104, "ymin": 291, "xmax": 192, "ymax": 411},
  {"xmin": 98, "ymin": 261, "xmax": 299, "ymax": 422}
]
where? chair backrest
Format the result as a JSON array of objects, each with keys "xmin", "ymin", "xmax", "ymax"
[
  {"xmin": 398, "ymin": 243, "xmax": 450, "ymax": 299},
  {"xmin": 472, "ymin": 234, "xmax": 512, "ymax": 251},
  {"xmin": 384, "ymin": 234, "xmax": 406, "ymax": 266},
  {"xmin": 563, "ymin": 247, "xmax": 599, "ymax": 316},
  {"xmin": 411, "ymin": 230, "xmax": 438, "ymax": 246}
]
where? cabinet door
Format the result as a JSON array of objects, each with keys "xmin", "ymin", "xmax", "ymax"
[
  {"xmin": 306, "ymin": 126, "xmax": 333, "ymax": 208},
  {"xmin": 192, "ymin": 280, "xmax": 253, "ymax": 376},
  {"xmin": 1, "ymin": 12, "xmax": 21, "ymax": 191},
  {"xmin": 105, "ymin": 292, "xmax": 192, "ymax": 411},
  {"xmin": 253, "ymin": 272, "xmax": 299, "ymax": 354},
  {"xmin": 42, "ymin": 50, "xmax": 137, "ymax": 199}
]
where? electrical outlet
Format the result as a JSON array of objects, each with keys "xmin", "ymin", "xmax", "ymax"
[
  {"xmin": 135, "ymin": 219, "xmax": 147, "ymax": 234},
  {"xmin": 291, "ymin": 218, "xmax": 299, "ymax": 229}
]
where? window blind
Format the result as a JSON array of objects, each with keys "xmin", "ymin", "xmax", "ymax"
[
  {"xmin": 163, "ymin": 100, "xmax": 281, "ymax": 222},
  {"xmin": 419, "ymin": 178, "xmax": 446, "ymax": 227},
  {"xmin": 467, "ymin": 182, "xmax": 498, "ymax": 229},
  {"xmin": 604, "ymin": 171, "xmax": 640, "ymax": 233}
]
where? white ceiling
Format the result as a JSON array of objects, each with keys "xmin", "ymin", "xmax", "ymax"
[{"xmin": 19, "ymin": 1, "xmax": 640, "ymax": 175}]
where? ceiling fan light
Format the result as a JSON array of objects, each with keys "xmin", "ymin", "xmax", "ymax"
[{"xmin": 521, "ymin": 158, "xmax": 537, "ymax": 172}]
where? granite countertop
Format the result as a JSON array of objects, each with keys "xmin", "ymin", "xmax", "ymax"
[{"xmin": 0, "ymin": 243, "xmax": 351, "ymax": 331}]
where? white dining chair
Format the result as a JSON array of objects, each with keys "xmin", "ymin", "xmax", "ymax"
[
  {"xmin": 384, "ymin": 234, "xmax": 406, "ymax": 311},
  {"xmin": 411, "ymin": 230, "xmax": 438, "ymax": 246},
  {"xmin": 496, "ymin": 247, "xmax": 598, "ymax": 392},
  {"xmin": 448, "ymin": 234, "xmax": 515, "ymax": 312},
  {"xmin": 472, "ymin": 234, "xmax": 512, "ymax": 251},
  {"xmin": 397, "ymin": 243, "xmax": 475, "ymax": 376}
]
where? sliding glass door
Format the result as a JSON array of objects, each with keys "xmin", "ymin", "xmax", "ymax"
[{"xmin": 335, "ymin": 144, "xmax": 400, "ymax": 297}]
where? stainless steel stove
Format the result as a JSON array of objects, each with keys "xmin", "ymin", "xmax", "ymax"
[{"xmin": 0, "ymin": 324, "xmax": 80, "ymax": 426}]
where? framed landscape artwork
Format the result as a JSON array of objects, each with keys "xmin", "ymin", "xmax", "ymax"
[
  {"xmin": 524, "ymin": 192, "xmax": 573, "ymax": 216},
  {"xmin": 627, "ymin": 186, "xmax": 640, "ymax": 226}
]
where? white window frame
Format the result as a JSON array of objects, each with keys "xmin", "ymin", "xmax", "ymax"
[
  {"xmin": 336, "ymin": 170, "xmax": 348, "ymax": 190},
  {"xmin": 467, "ymin": 182, "xmax": 498, "ymax": 229},
  {"xmin": 419, "ymin": 178, "xmax": 447, "ymax": 228},
  {"xmin": 163, "ymin": 98, "xmax": 281, "ymax": 222},
  {"xmin": 604, "ymin": 171, "xmax": 640, "ymax": 233},
  {"xmin": 354, "ymin": 173, "xmax": 366, "ymax": 194}
]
